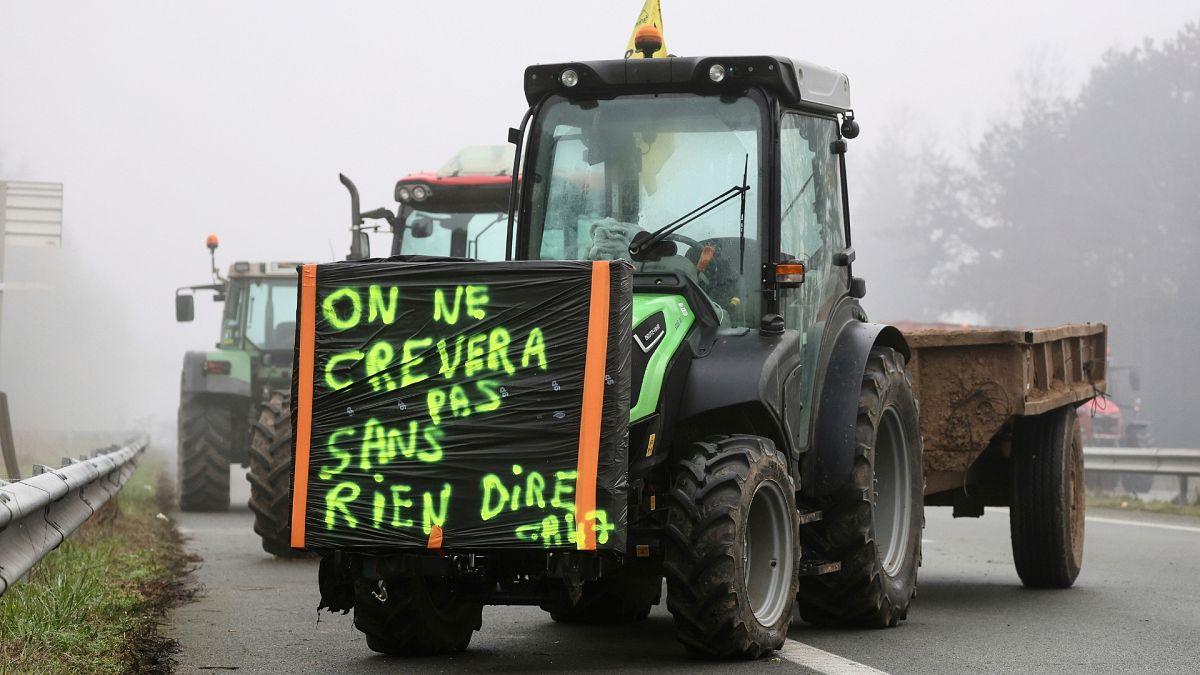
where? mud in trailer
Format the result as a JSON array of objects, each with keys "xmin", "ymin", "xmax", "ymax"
[{"xmin": 903, "ymin": 322, "xmax": 1107, "ymax": 587}]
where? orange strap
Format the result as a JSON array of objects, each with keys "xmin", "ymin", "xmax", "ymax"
[
  {"xmin": 574, "ymin": 261, "xmax": 610, "ymax": 550},
  {"xmin": 427, "ymin": 525, "xmax": 444, "ymax": 549},
  {"xmin": 290, "ymin": 264, "xmax": 318, "ymax": 549}
]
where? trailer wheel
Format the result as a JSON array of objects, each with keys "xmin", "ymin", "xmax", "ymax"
[
  {"xmin": 664, "ymin": 435, "xmax": 799, "ymax": 659},
  {"xmin": 541, "ymin": 567, "xmax": 661, "ymax": 624},
  {"xmin": 352, "ymin": 574, "xmax": 482, "ymax": 655},
  {"xmin": 1010, "ymin": 406, "xmax": 1084, "ymax": 588},
  {"xmin": 795, "ymin": 347, "xmax": 923, "ymax": 628},
  {"xmin": 178, "ymin": 394, "xmax": 233, "ymax": 512},
  {"xmin": 248, "ymin": 391, "xmax": 304, "ymax": 557}
]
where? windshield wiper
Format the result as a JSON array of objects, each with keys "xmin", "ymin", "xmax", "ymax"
[{"xmin": 628, "ymin": 155, "xmax": 751, "ymax": 259}]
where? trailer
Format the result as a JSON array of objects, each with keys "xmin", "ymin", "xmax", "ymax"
[{"xmin": 906, "ymin": 322, "xmax": 1106, "ymax": 586}]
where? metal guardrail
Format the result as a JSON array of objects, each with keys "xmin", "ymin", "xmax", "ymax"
[
  {"xmin": 1083, "ymin": 446, "xmax": 1200, "ymax": 502},
  {"xmin": 0, "ymin": 435, "xmax": 148, "ymax": 596}
]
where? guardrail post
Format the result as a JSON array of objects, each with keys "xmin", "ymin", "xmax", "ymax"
[
  {"xmin": 1179, "ymin": 475, "xmax": 1190, "ymax": 505},
  {"xmin": 0, "ymin": 392, "xmax": 18, "ymax": 480}
]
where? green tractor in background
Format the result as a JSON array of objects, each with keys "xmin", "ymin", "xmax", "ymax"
[{"xmin": 174, "ymin": 236, "xmax": 303, "ymax": 514}]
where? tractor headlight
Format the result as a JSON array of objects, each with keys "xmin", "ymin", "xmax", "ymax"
[
  {"xmin": 708, "ymin": 64, "xmax": 727, "ymax": 83},
  {"xmin": 397, "ymin": 186, "xmax": 412, "ymax": 202},
  {"xmin": 560, "ymin": 68, "xmax": 579, "ymax": 88},
  {"xmin": 411, "ymin": 185, "xmax": 430, "ymax": 201}
]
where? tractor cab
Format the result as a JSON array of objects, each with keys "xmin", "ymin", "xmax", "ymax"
[
  {"xmin": 512, "ymin": 55, "xmax": 863, "ymax": 453},
  {"xmin": 217, "ymin": 261, "xmax": 303, "ymax": 357},
  {"xmin": 514, "ymin": 56, "xmax": 857, "ymax": 334}
]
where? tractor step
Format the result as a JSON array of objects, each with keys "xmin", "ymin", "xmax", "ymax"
[
  {"xmin": 797, "ymin": 559, "xmax": 841, "ymax": 576},
  {"xmin": 796, "ymin": 508, "xmax": 824, "ymax": 525}
]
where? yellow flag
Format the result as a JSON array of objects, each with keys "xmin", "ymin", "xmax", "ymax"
[{"xmin": 625, "ymin": 0, "xmax": 668, "ymax": 59}]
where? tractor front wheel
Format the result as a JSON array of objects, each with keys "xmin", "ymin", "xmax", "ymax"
[
  {"xmin": 664, "ymin": 435, "xmax": 799, "ymax": 659},
  {"xmin": 540, "ymin": 566, "xmax": 661, "ymax": 624},
  {"xmin": 353, "ymin": 574, "xmax": 482, "ymax": 655}
]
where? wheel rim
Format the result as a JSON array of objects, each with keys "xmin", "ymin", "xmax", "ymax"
[
  {"xmin": 875, "ymin": 407, "xmax": 913, "ymax": 577},
  {"xmin": 743, "ymin": 479, "xmax": 794, "ymax": 626}
]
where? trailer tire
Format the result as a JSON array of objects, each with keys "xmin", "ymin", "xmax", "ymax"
[
  {"xmin": 1010, "ymin": 406, "xmax": 1084, "ymax": 588},
  {"xmin": 178, "ymin": 394, "xmax": 233, "ymax": 512},
  {"xmin": 541, "ymin": 568, "xmax": 661, "ymax": 624},
  {"xmin": 248, "ymin": 391, "xmax": 303, "ymax": 557},
  {"xmin": 353, "ymin": 575, "xmax": 482, "ymax": 655},
  {"xmin": 795, "ymin": 347, "xmax": 923, "ymax": 628},
  {"xmin": 664, "ymin": 435, "xmax": 799, "ymax": 659}
]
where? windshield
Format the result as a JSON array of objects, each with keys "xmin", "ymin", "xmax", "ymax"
[
  {"xmin": 394, "ymin": 208, "xmax": 508, "ymax": 260},
  {"xmin": 226, "ymin": 279, "xmax": 298, "ymax": 351},
  {"xmin": 525, "ymin": 93, "xmax": 763, "ymax": 323}
]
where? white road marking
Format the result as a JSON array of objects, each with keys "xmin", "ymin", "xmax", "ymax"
[
  {"xmin": 987, "ymin": 506, "xmax": 1200, "ymax": 534},
  {"xmin": 778, "ymin": 639, "xmax": 890, "ymax": 674},
  {"xmin": 1085, "ymin": 516, "xmax": 1200, "ymax": 534}
]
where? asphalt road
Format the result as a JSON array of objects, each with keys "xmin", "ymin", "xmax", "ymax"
[{"xmin": 166, "ymin": 473, "xmax": 1200, "ymax": 674}]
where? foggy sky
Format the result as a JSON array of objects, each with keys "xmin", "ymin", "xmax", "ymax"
[{"xmin": 1, "ymin": 0, "xmax": 1197, "ymax": 433}]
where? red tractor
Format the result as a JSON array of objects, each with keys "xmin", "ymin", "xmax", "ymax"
[{"xmin": 1079, "ymin": 365, "xmax": 1153, "ymax": 493}]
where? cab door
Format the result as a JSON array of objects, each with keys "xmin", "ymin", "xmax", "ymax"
[{"xmin": 777, "ymin": 113, "xmax": 850, "ymax": 454}]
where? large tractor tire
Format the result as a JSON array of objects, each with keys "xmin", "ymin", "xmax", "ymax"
[
  {"xmin": 178, "ymin": 394, "xmax": 233, "ymax": 512},
  {"xmin": 1010, "ymin": 406, "xmax": 1084, "ymax": 588},
  {"xmin": 540, "ymin": 567, "xmax": 661, "ymax": 624},
  {"xmin": 664, "ymin": 435, "xmax": 799, "ymax": 659},
  {"xmin": 795, "ymin": 347, "xmax": 924, "ymax": 628},
  {"xmin": 353, "ymin": 574, "xmax": 483, "ymax": 655},
  {"xmin": 248, "ymin": 391, "xmax": 303, "ymax": 557}
]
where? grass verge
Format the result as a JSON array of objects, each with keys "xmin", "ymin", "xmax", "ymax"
[
  {"xmin": 1087, "ymin": 495, "xmax": 1200, "ymax": 519},
  {"xmin": 0, "ymin": 454, "xmax": 194, "ymax": 674}
]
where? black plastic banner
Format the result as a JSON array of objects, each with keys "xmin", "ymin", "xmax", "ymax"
[{"xmin": 290, "ymin": 259, "xmax": 632, "ymax": 552}]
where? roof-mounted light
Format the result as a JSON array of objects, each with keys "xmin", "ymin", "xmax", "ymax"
[
  {"xmin": 411, "ymin": 185, "xmax": 430, "ymax": 201},
  {"xmin": 708, "ymin": 63, "xmax": 726, "ymax": 83},
  {"xmin": 397, "ymin": 186, "xmax": 412, "ymax": 202},
  {"xmin": 560, "ymin": 68, "xmax": 579, "ymax": 88}
]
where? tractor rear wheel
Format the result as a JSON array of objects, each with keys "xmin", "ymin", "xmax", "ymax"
[
  {"xmin": 795, "ymin": 347, "xmax": 923, "ymax": 628},
  {"xmin": 248, "ymin": 391, "xmax": 303, "ymax": 557},
  {"xmin": 353, "ymin": 574, "xmax": 482, "ymax": 655},
  {"xmin": 1010, "ymin": 406, "xmax": 1085, "ymax": 588},
  {"xmin": 178, "ymin": 394, "xmax": 233, "ymax": 512},
  {"xmin": 664, "ymin": 435, "xmax": 799, "ymax": 659},
  {"xmin": 540, "ymin": 566, "xmax": 661, "ymax": 624}
]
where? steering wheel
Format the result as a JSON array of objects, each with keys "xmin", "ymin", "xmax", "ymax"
[{"xmin": 664, "ymin": 232, "xmax": 701, "ymax": 252}]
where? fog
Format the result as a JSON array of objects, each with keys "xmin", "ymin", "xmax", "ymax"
[{"xmin": 1, "ymin": 1, "xmax": 1197, "ymax": 447}]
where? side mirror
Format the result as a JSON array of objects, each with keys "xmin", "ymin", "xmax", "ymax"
[
  {"xmin": 349, "ymin": 230, "xmax": 371, "ymax": 260},
  {"xmin": 176, "ymin": 293, "xmax": 195, "ymax": 322},
  {"xmin": 410, "ymin": 218, "xmax": 435, "ymax": 239},
  {"xmin": 1129, "ymin": 369, "xmax": 1142, "ymax": 392}
]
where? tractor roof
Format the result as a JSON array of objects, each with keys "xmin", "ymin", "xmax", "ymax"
[
  {"xmin": 227, "ymin": 261, "xmax": 304, "ymax": 279},
  {"xmin": 394, "ymin": 146, "xmax": 514, "ymax": 214},
  {"xmin": 524, "ymin": 56, "xmax": 851, "ymax": 112}
]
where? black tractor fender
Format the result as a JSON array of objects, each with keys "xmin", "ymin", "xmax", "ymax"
[
  {"xmin": 802, "ymin": 321, "xmax": 910, "ymax": 500},
  {"xmin": 180, "ymin": 350, "xmax": 252, "ymax": 398},
  {"xmin": 674, "ymin": 329, "xmax": 802, "ymax": 459}
]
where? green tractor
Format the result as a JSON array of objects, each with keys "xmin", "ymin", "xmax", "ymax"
[
  {"xmin": 306, "ymin": 48, "xmax": 927, "ymax": 659},
  {"xmin": 245, "ymin": 150, "xmax": 515, "ymax": 555},
  {"xmin": 174, "ymin": 238, "xmax": 303, "ymax": 513}
]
